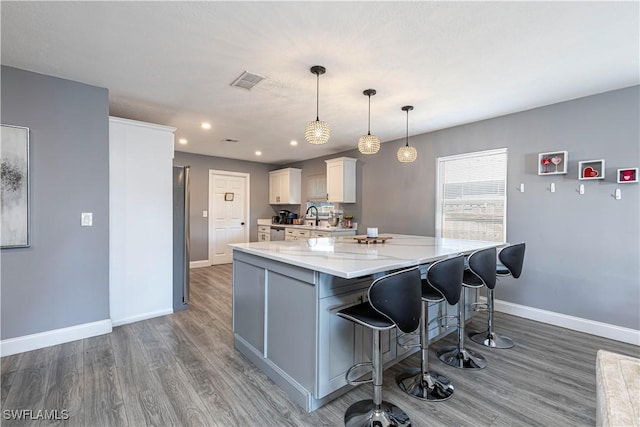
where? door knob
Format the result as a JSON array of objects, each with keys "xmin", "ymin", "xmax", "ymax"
[{"xmin": 241, "ymin": 222, "xmax": 245, "ymax": 225}]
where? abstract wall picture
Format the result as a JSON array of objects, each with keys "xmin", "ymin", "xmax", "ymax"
[
  {"xmin": 1, "ymin": 124, "xmax": 30, "ymax": 248},
  {"xmin": 617, "ymin": 168, "xmax": 638, "ymax": 184},
  {"xmin": 578, "ymin": 159, "xmax": 605, "ymax": 181},
  {"xmin": 538, "ymin": 151, "xmax": 568, "ymax": 175}
]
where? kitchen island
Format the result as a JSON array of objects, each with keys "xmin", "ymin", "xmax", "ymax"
[{"xmin": 230, "ymin": 235, "xmax": 499, "ymax": 412}]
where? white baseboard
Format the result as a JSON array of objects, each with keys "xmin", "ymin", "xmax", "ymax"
[
  {"xmin": 111, "ymin": 308, "xmax": 173, "ymax": 327},
  {"xmin": 480, "ymin": 297, "xmax": 640, "ymax": 346},
  {"xmin": 0, "ymin": 319, "xmax": 112, "ymax": 357},
  {"xmin": 190, "ymin": 260, "xmax": 210, "ymax": 269}
]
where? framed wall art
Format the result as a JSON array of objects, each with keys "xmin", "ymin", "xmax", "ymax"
[
  {"xmin": 538, "ymin": 151, "xmax": 567, "ymax": 175},
  {"xmin": 578, "ymin": 159, "xmax": 605, "ymax": 180},
  {"xmin": 1, "ymin": 124, "xmax": 30, "ymax": 248},
  {"xmin": 617, "ymin": 168, "xmax": 638, "ymax": 184}
]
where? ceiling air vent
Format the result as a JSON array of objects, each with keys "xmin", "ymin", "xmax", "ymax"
[{"xmin": 230, "ymin": 71, "xmax": 265, "ymax": 90}]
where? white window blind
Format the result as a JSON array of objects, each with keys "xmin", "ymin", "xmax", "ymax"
[{"xmin": 436, "ymin": 148, "xmax": 507, "ymax": 243}]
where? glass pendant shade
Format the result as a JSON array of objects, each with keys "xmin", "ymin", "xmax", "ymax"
[
  {"xmin": 397, "ymin": 145, "xmax": 418, "ymax": 162},
  {"xmin": 305, "ymin": 119, "xmax": 331, "ymax": 145},
  {"xmin": 358, "ymin": 133, "xmax": 381, "ymax": 154},
  {"xmin": 305, "ymin": 65, "xmax": 330, "ymax": 145},
  {"xmin": 358, "ymin": 89, "xmax": 380, "ymax": 154},
  {"xmin": 397, "ymin": 105, "xmax": 417, "ymax": 163}
]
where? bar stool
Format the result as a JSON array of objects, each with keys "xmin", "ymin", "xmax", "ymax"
[
  {"xmin": 437, "ymin": 247, "xmax": 496, "ymax": 370},
  {"xmin": 470, "ymin": 243, "xmax": 525, "ymax": 348},
  {"xmin": 338, "ymin": 267, "xmax": 422, "ymax": 427},
  {"xmin": 396, "ymin": 255, "xmax": 465, "ymax": 401}
]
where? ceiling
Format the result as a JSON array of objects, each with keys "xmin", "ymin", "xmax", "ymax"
[{"xmin": 2, "ymin": 2, "xmax": 638, "ymax": 165}]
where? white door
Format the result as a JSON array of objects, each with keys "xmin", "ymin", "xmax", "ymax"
[{"xmin": 209, "ymin": 170, "xmax": 250, "ymax": 265}]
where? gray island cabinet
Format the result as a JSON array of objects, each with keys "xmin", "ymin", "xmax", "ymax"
[{"xmin": 230, "ymin": 235, "xmax": 499, "ymax": 412}]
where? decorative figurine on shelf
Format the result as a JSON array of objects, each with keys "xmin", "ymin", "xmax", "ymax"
[
  {"xmin": 541, "ymin": 157, "xmax": 552, "ymax": 173},
  {"xmin": 551, "ymin": 155, "xmax": 563, "ymax": 173}
]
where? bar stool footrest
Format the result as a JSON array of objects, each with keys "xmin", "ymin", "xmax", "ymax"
[
  {"xmin": 396, "ymin": 331, "xmax": 420, "ymax": 349},
  {"xmin": 345, "ymin": 362, "xmax": 374, "ymax": 385}
]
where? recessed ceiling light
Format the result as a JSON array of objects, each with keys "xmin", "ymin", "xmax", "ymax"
[
  {"xmin": 178, "ymin": 138, "xmax": 188, "ymax": 145},
  {"xmin": 290, "ymin": 140, "xmax": 298, "ymax": 146},
  {"xmin": 255, "ymin": 151, "xmax": 262, "ymax": 156},
  {"xmin": 201, "ymin": 122, "xmax": 211, "ymax": 130}
]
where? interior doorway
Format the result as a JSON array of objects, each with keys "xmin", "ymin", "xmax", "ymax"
[{"xmin": 208, "ymin": 170, "xmax": 250, "ymax": 265}]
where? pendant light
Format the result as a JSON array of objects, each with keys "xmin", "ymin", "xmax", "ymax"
[
  {"xmin": 305, "ymin": 65, "xmax": 330, "ymax": 145},
  {"xmin": 358, "ymin": 89, "xmax": 381, "ymax": 154},
  {"xmin": 397, "ymin": 105, "xmax": 417, "ymax": 163}
]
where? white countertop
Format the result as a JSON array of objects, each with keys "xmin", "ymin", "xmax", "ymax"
[{"xmin": 230, "ymin": 234, "xmax": 500, "ymax": 279}]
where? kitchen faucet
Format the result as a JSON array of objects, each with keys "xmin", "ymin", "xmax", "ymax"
[{"xmin": 305, "ymin": 206, "xmax": 319, "ymax": 226}]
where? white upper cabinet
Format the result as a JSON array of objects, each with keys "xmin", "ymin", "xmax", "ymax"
[
  {"xmin": 269, "ymin": 168, "xmax": 301, "ymax": 204},
  {"xmin": 325, "ymin": 157, "xmax": 357, "ymax": 203}
]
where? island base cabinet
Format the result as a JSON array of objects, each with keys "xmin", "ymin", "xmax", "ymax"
[
  {"xmin": 232, "ymin": 260, "xmax": 265, "ymax": 353},
  {"xmin": 316, "ymin": 289, "xmax": 397, "ymax": 398},
  {"xmin": 317, "ymin": 291, "xmax": 365, "ymax": 398},
  {"xmin": 267, "ymin": 271, "xmax": 316, "ymax": 392}
]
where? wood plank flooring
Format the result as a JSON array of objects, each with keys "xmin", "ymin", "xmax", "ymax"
[{"xmin": 2, "ymin": 264, "xmax": 638, "ymax": 426}]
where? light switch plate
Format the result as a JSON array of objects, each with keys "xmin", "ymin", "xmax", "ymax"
[
  {"xmin": 203, "ymin": 210, "xmax": 208, "ymax": 218},
  {"xmin": 81, "ymin": 212, "xmax": 93, "ymax": 226}
]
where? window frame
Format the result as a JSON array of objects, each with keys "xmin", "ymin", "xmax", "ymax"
[{"xmin": 435, "ymin": 148, "xmax": 508, "ymax": 243}]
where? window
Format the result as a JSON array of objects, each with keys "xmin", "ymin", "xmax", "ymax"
[{"xmin": 435, "ymin": 148, "xmax": 507, "ymax": 243}]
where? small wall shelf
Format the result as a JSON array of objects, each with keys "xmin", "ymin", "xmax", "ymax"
[
  {"xmin": 538, "ymin": 151, "xmax": 568, "ymax": 175},
  {"xmin": 617, "ymin": 168, "xmax": 638, "ymax": 184},
  {"xmin": 578, "ymin": 159, "xmax": 605, "ymax": 180}
]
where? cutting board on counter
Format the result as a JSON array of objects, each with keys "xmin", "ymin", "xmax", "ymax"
[{"xmin": 354, "ymin": 236, "xmax": 393, "ymax": 244}]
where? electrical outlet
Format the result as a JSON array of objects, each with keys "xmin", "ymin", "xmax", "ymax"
[{"xmin": 81, "ymin": 212, "xmax": 93, "ymax": 226}]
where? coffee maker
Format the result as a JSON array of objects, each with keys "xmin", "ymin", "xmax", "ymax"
[{"xmin": 278, "ymin": 210, "xmax": 298, "ymax": 224}]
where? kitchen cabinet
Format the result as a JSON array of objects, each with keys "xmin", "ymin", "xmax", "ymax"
[
  {"xmin": 285, "ymin": 228, "xmax": 310, "ymax": 241},
  {"xmin": 317, "ymin": 286, "xmax": 395, "ymax": 398},
  {"xmin": 269, "ymin": 168, "xmax": 301, "ymax": 205},
  {"xmin": 325, "ymin": 157, "xmax": 357, "ymax": 203},
  {"xmin": 258, "ymin": 225, "xmax": 271, "ymax": 242}
]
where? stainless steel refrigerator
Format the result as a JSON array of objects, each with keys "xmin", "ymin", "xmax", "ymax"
[{"xmin": 173, "ymin": 166, "xmax": 190, "ymax": 311}]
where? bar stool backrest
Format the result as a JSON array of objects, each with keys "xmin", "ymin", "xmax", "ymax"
[
  {"xmin": 498, "ymin": 243, "xmax": 526, "ymax": 279},
  {"xmin": 368, "ymin": 267, "xmax": 422, "ymax": 334},
  {"xmin": 426, "ymin": 255, "xmax": 465, "ymax": 305},
  {"xmin": 468, "ymin": 247, "xmax": 498, "ymax": 289}
]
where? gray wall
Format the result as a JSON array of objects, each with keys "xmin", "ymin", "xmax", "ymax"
[
  {"xmin": 1, "ymin": 66, "xmax": 110, "ymax": 340},
  {"xmin": 287, "ymin": 86, "xmax": 640, "ymax": 331},
  {"xmin": 173, "ymin": 151, "xmax": 277, "ymax": 261}
]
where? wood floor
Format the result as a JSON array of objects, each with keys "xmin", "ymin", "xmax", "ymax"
[{"xmin": 2, "ymin": 264, "xmax": 638, "ymax": 427}]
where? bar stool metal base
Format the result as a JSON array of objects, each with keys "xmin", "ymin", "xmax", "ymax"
[
  {"xmin": 437, "ymin": 346, "xmax": 487, "ymax": 369},
  {"xmin": 469, "ymin": 330, "xmax": 515, "ymax": 349},
  {"xmin": 396, "ymin": 368, "xmax": 454, "ymax": 401},
  {"xmin": 344, "ymin": 400, "xmax": 412, "ymax": 427}
]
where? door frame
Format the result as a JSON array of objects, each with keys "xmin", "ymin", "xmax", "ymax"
[{"xmin": 208, "ymin": 170, "xmax": 251, "ymax": 265}]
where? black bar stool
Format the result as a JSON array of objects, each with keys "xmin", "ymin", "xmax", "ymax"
[
  {"xmin": 437, "ymin": 247, "xmax": 496, "ymax": 370},
  {"xmin": 396, "ymin": 255, "xmax": 465, "ymax": 401},
  {"xmin": 338, "ymin": 267, "xmax": 422, "ymax": 427},
  {"xmin": 470, "ymin": 243, "xmax": 526, "ymax": 348}
]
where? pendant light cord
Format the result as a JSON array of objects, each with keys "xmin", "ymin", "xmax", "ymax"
[
  {"xmin": 316, "ymin": 72, "xmax": 320, "ymax": 121},
  {"xmin": 405, "ymin": 109, "xmax": 409, "ymax": 147},
  {"xmin": 367, "ymin": 94, "xmax": 372, "ymax": 135}
]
